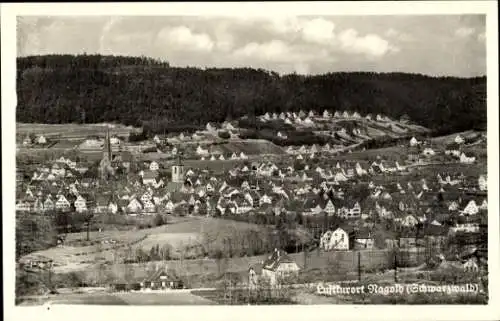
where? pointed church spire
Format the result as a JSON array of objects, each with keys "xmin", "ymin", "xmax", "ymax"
[{"xmin": 104, "ymin": 125, "xmax": 112, "ymax": 161}]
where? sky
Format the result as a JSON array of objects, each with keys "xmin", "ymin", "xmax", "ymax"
[{"xmin": 17, "ymin": 15, "xmax": 486, "ymax": 77}]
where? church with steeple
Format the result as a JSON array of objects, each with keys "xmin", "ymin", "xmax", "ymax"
[
  {"xmin": 99, "ymin": 126, "xmax": 115, "ymax": 181},
  {"xmin": 171, "ymin": 154, "xmax": 185, "ymax": 183}
]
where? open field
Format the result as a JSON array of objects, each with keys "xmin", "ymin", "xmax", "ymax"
[
  {"xmin": 22, "ymin": 217, "xmax": 267, "ymax": 272},
  {"xmin": 20, "ymin": 291, "xmax": 216, "ymax": 306},
  {"xmin": 17, "ymin": 123, "xmax": 141, "ymax": 139},
  {"xmin": 430, "ymin": 130, "xmax": 483, "ymax": 144},
  {"xmin": 115, "ymin": 291, "xmax": 216, "ymax": 305}
]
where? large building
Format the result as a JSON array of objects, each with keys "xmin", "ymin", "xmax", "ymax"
[
  {"xmin": 99, "ymin": 127, "xmax": 115, "ymax": 181},
  {"xmin": 171, "ymin": 155, "xmax": 185, "ymax": 183}
]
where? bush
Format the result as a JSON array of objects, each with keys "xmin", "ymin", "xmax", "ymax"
[
  {"xmin": 218, "ymin": 131, "xmax": 231, "ymax": 139},
  {"xmin": 129, "ymin": 131, "xmax": 148, "ymax": 142},
  {"xmin": 142, "ymin": 146, "xmax": 157, "ymax": 153},
  {"xmin": 153, "ymin": 213, "xmax": 166, "ymax": 227}
]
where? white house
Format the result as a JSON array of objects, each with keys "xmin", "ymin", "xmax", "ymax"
[
  {"xmin": 409, "ymin": 137, "xmax": 419, "ymax": 147},
  {"xmin": 460, "ymin": 153, "xmax": 475, "ymax": 164},
  {"xmin": 452, "ymin": 222, "xmax": 480, "ymax": 233},
  {"xmin": 463, "ymin": 258, "xmax": 479, "ymax": 272},
  {"xmin": 422, "ymin": 148, "xmax": 435, "ymax": 156},
  {"xmin": 401, "ymin": 215, "xmax": 418, "ymax": 227},
  {"xmin": 108, "ymin": 202, "xmax": 118, "ymax": 214},
  {"xmin": 455, "ymin": 135, "xmax": 465, "ymax": 144},
  {"xmin": 74, "ymin": 195, "xmax": 87, "ymax": 213},
  {"xmin": 259, "ymin": 194, "xmax": 273, "ymax": 206},
  {"xmin": 196, "ymin": 145, "xmax": 209, "ymax": 156},
  {"xmin": 260, "ymin": 249, "xmax": 301, "ymax": 286},
  {"xmin": 36, "ymin": 135, "xmax": 47, "ymax": 144},
  {"xmin": 16, "ymin": 201, "xmax": 32, "ymax": 212},
  {"xmin": 149, "ymin": 161, "xmax": 159, "ymax": 171},
  {"xmin": 324, "ymin": 199, "xmax": 336, "ymax": 215},
  {"xmin": 320, "ymin": 228, "xmax": 350, "ymax": 251},
  {"xmin": 22, "ymin": 135, "xmax": 32, "ymax": 146},
  {"xmin": 478, "ymin": 175, "xmax": 487, "ymax": 191},
  {"xmin": 142, "ymin": 199, "xmax": 156, "ymax": 213},
  {"xmin": 55, "ymin": 195, "xmax": 71, "ymax": 212},
  {"xmin": 462, "ymin": 200, "xmax": 479, "ymax": 215},
  {"xmin": 127, "ymin": 198, "xmax": 143, "ymax": 213},
  {"xmin": 277, "ymin": 131, "xmax": 287, "ymax": 139}
]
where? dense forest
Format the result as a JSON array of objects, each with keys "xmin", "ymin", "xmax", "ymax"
[{"xmin": 16, "ymin": 54, "xmax": 487, "ymax": 135}]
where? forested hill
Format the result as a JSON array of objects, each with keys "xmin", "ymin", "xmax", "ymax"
[{"xmin": 16, "ymin": 54, "xmax": 486, "ymax": 135}]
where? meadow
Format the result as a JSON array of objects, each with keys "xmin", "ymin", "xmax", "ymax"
[
  {"xmin": 23, "ymin": 217, "xmax": 268, "ymax": 273},
  {"xmin": 16, "ymin": 123, "xmax": 140, "ymax": 138}
]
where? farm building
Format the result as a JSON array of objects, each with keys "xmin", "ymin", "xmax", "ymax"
[
  {"xmin": 140, "ymin": 266, "xmax": 183, "ymax": 291},
  {"xmin": 252, "ymin": 248, "xmax": 301, "ymax": 287}
]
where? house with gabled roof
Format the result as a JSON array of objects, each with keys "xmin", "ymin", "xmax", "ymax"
[
  {"xmin": 354, "ymin": 229, "xmax": 374, "ymax": 249},
  {"xmin": 462, "ymin": 200, "xmax": 479, "ymax": 215},
  {"xmin": 127, "ymin": 198, "xmax": 143, "ymax": 214},
  {"xmin": 460, "ymin": 152, "xmax": 475, "ymax": 164},
  {"xmin": 142, "ymin": 170, "xmax": 159, "ymax": 185},
  {"xmin": 55, "ymin": 195, "xmax": 71, "ymax": 212},
  {"xmin": 74, "ymin": 195, "xmax": 88, "ymax": 213},
  {"xmin": 401, "ymin": 215, "xmax": 418, "ymax": 227},
  {"xmin": 323, "ymin": 199, "xmax": 336, "ymax": 215},
  {"xmin": 478, "ymin": 175, "xmax": 487, "ymax": 191},
  {"xmin": 320, "ymin": 227, "xmax": 351, "ymax": 251},
  {"xmin": 259, "ymin": 249, "xmax": 300, "ymax": 286},
  {"xmin": 16, "ymin": 200, "xmax": 32, "ymax": 212},
  {"xmin": 140, "ymin": 265, "xmax": 183, "ymax": 290}
]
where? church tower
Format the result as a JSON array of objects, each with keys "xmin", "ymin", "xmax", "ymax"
[
  {"xmin": 171, "ymin": 154, "xmax": 185, "ymax": 183},
  {"xmin": 99, "ymin": 126, "xmax": 113, "ymax": 181},
  {"xmin": 103, "ymin": 126, "xmax": 112, "ymax": 161}
]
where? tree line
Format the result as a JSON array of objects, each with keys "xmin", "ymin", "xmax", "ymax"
[{"xmin": 16, "ymin": 54, "xmax": 486, "ymax": 135}]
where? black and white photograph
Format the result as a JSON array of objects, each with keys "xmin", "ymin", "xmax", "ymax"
[{"xmin": 2, "ymin": 1, "xmax": 499, "ymax": 320}]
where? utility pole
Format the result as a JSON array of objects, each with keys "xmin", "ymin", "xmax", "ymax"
[
  {"xmin": 229, "ymin": 273, "xmax": 233, "ymax": 305},
  {"xmin": 303, "ymin": 243, "xmax": 307, "ymax": 269},
  {"xmin": 394, "ymin": 252, "xmax": 398, "ymax": 283},
  {"xmin": 48, "ymin": 261, "xmax": 53, "ymax": 291},
  {"xmin": 357, "ymin": 252, "xmax": 361, "ymax": 282}
]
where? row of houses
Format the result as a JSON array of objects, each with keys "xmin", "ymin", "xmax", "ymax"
[{"xmin": 259, "ymin": 110, "xmax": 392, "ymax": 123}]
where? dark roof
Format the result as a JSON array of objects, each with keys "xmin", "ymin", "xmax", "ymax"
[
  {"xmin": 424, "ymin": 225, "xmax": 449, "ymax": 236},
  {"xmin": 262, "ymin": 249, "xmax": 297, "ymax": 272},
  {"xmin": 355, "ymin": 228, "xmax": 373, "ymax": 239},
  {"xmin": 143, "ymin": 170, "xmax": 159, "ymax": 180},
  {"xmin": 144, "ymin": 268, "xmax": 179, "ymax": 282},
  {"xmin": 166, "ymin": 182, "xmax": 183, "ymax": 193}
]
